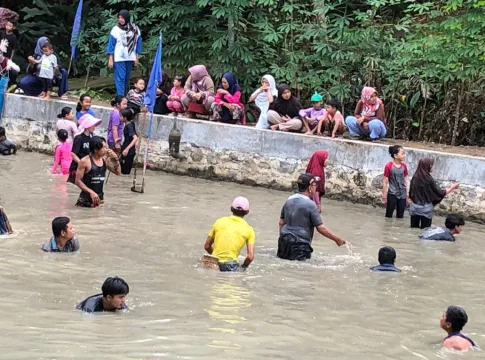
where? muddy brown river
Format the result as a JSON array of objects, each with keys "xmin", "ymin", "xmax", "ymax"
[{"xmin": 0, "ymin": 152, "xmax": 483, "ymax": 359}]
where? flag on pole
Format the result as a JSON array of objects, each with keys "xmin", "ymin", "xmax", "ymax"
[
  {"xmin": 144, "ymin": 34, "xmax": 163, "ymax": 117},
  {"xmin": 70, "ymin": 0, "xmax": 83, "ymax": 60}
]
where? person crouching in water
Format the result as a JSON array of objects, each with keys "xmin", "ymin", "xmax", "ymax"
[
  {"xmin": 77, "ymin": 277, "xmax": 129, "ymax": 313},
  {"xmin": 419, "ymin": 213, "xmax": 465, "ymax": 242},
  {"xmin": 120, "ymin": 108, "xmax": 138, "ymax": 175},
  {"xmin": 277, "ymin": 173, "xmax": 346, "ymax": 261},
  {"xmin": 369, "ymin": 246, "xmax": 401, "ymax": 272},
  {"xmin": 305, "ymin": 150, "xmax": 328, "ymax": 213},
  {"xmin": 75, "ymin": 136, "xmax": 121, "ymax": 207},
  {"xmin": 204, "ymin": 196, "xmax": 255, "ymax": 272},
  {"xmin": 441, "ymin": 305, "xmax": 476, "ymax": 351}
]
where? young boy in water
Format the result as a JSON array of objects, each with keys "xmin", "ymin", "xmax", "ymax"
[
  {"xmin": 76, "ymin": 277, "xmax": 129, "ymax": 313},
  {"xmin": 0, "ymin": 126, "xmax": 17, "ymax": 155},
  {"xmin": 42, "ymin": 216, "xmax": 79, "ymax": 252},
  {"xmin": 369, "ymin": 246, "xmax": 401, "ymax": 272},
  {"xmin": 441, "ymin": 305, "xmax": 476, "ymax": 350},
  {"xmin": 420, "ymin": 214, "xmax": 465, "ymax": 242},
  {"xmin": 204, "ymin": 196, "xmax": 255, "ymax": 272}
]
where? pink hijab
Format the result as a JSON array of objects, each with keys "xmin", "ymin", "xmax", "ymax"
[
  {"xmin": 189, "ymin": 65, "xmax": 211, "ymax": 92},
  {"xmin": 360, "ymin": 86, "xmax": 382, "ymax": 117}
]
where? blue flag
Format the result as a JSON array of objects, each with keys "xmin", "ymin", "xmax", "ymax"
[
  {"xmin": 144, "ymin": 34, "xmax": 163, "ymax": 116},
  {"xmin": 70, "ymin": 0, "xmax": 83, "ymax": 59}
]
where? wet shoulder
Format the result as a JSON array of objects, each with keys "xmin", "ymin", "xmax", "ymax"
[{"xmin": 77, "ymin": 294, "xmax": 104, "ymax": 313}]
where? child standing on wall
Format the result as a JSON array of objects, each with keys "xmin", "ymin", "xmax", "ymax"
[
  {"xmin": 119, "ymin": 108, "xmax": 138, "ymax": 175},
  {"xmin": 299, "ymin": 93, "xmax": 327, "ymax": 135},
  {"xmin": 318, "ymin": 99, "xmax": 346, "ymax": 138},
  {"xmin": 126, "ymin": 78, "xmax": 146, "ymax": 115},
  {"xmin": 167, "ymin": 76, "xmax": 185, "ymax": 114},
  {"xmin": 34, "ymin": 43, "xmax": 57, "ymax": 101},
  {"xmin": 51, "ymin": 129, "xmax": 72, "ymax": 175},
  {"xmin": 382, "ymin": 145, "xmax": 408, "ymax": 218},
  {"xmin": 76, "ymin": 94, "xmax": 95, "ymax": 124},
  {"xmin": 107, "ymin": 95, "xmax": 127, "ymax": 153},
  {"xmin": 305, "ymin": 150, "xmax": 328, "ymax": 213}
]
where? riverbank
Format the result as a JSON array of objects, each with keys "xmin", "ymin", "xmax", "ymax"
[{"xmin": 3, "ymin": 94, "xmax": 485, "ymax": 222}]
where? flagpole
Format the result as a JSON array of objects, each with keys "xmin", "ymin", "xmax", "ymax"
[{"xmin": 67, "ymin": 56, "xmax": 73, "ymax": 75}]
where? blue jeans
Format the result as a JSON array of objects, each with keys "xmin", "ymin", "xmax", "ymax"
[
  {"xmin": 114, "ymin": 61, "xmax": 134, "ymax": 95},
  {"xmin": 345, "ymin": 116, "xmax": 387, "ymax": 139}
]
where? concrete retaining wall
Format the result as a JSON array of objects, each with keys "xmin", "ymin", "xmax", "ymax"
[{"xmin": 3, "ymin": 94, "xmax": 485, "ymax": 222}]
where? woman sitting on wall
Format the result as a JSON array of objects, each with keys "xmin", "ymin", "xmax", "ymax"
[
  {"xmin": 267, "ymin": 84, "xmax": 303, "ymax": 132},
  {"xmin": 345, "ymin": 86, "xmax": 386, "ymax": 141},
  {"xmin": 210, "ymin": 72, "xmax": 245, "ymax": 124},
  {"xmin": 153, "ymin": 71, "xmax": 172, "ymax": 115},
  {"xmin": 16, "ymin": 37, "xmax": 69, "ymax": 100},
  {"xmin": 248, "ymin": 74, "xmax": 277, "ymax": 129},
  {"xmin": 181, "ymin": 65, "xmax": 214, "ymax": 117}
]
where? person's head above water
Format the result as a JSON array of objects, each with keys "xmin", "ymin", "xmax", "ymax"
[
  {"xmin": 52, "ymin": 216, "xmax": 74, "ymax": 240},
  {"xmin": 441, "ymin": 305, "xmax": 468, "ymax": 333},
  {"xmin": 378, "ymin": 246, "xmax": 396, "ymax": 265},
  {"xmin": 231, "ymin": 196, "xmax": 249, "ymax": 217},
  {"xmin": 297, "ymin": 173, "xmax": 320, "ymax": 195},
  {"xmin": 445, "ymin": 214, "xmax": 465, "ymax": 235},
  {"xmin": 102, "ymin": 276, "xmax": 129, "ymax": 311},
  {"xmin": 389, "ymin": 145, "xmax": 405, "ymax": 162}
]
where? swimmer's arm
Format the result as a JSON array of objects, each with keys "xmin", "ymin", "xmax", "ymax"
[
  {"xmin": 382, "ymin": 176, "xmax": 389, "ymax": 200},
  {"xmin": 204, "ymin": 236, "xmax": 214, "ymax": 254},
  {"xmin": 242, "ymin": 243, "xmax": 255, "ymax": 268},
  {"xmin": 75, "ymin": 159, "xmax": 95, "ymax": 195},
  {"xmin": 105, "ymin": 148, "xmax": 121, "ymax": 175},
  {"xmin": 316, "ymin": 224, "xmax": 345, "ymax": 246}
]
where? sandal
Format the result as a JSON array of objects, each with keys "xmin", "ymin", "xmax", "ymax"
[{"xmin": 60, "ymin": 94, "xmax": 69, "ymax": 100}]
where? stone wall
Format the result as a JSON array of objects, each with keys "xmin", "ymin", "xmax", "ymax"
[{"xmin": 3, "ymin": 94, "xmax": 485, "ymax": 222}]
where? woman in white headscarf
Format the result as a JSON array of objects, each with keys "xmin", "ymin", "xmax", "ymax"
[{"xmin": 248, "ymin": 74, "xmax": 277, "ymax": 129}]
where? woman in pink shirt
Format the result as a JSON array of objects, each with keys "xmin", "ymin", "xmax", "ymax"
[
  {"xmin": 56, "ymin": 107, "xmax": 78, "ymax": 143},
  {"xmin": 210, "ymin": 72, "xmax": 245, "ymax": 124},
  {"xmin": 51, "ymin": 129, "xmax": 72, "ymax": 175}
]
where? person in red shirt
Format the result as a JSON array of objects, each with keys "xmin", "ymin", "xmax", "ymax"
[{"xmin": 382, "ymin": 145, "xmax": 409, "ymax": 218}]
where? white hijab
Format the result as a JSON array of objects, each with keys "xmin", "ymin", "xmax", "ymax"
[{"xmin": 253, "ymin": 75, "xmax": 277, "ymax": 129}]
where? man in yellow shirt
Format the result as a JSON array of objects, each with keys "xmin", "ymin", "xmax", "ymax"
[{"xmin": 204, "ymin": 196, "xmax": 255, "ymax": 272}]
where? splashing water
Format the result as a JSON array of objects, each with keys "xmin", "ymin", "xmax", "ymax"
[{"xmin": 345, "ymin": 241, "xmax": 354, "ymax": 256}]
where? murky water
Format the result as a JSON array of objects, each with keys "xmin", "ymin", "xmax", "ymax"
[{"xmin": 0, "ymin": 152, "xmax": 484, "ymax": 359}]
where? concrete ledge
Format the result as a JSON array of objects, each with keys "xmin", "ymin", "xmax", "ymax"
[{"xmin": 3, "ymin": 94, "xmax": 485, "ymax": 222}]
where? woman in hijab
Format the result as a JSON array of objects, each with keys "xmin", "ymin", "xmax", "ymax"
[
  {"xmin": 153, "ymin": 72, "xmax": 172, "ymax": 115},
  {"xmin": 182, "ymin": 65, "xmax": 215, "ymax": 116},
  {"xmin": 267, "ymin": 84, "xmax": 303, "ymax": 132},
  {"xmin": 107, "ymin": 9, "xmax": 142, "ymax": 95},
  {"xmin": 409, "ymin": 157, "xmax": 460, "ymax": 229},
  {"xmin": 345, "ymin": 86, "xmax": 386, "ymax": 141},
  {"xmin": 210, "ymin": 72, "xmax": 245, "ymax": 124},
  {"xmin": 16, "ymin": 37, "xmax": 69, "ymax": 99},
  {"xmin": 248, "ymin": 74, "xmax": 278, "ymax": 129},
  {"xmin": 306, "ymin": 150, "xmax": 329, "ymax": 213}
]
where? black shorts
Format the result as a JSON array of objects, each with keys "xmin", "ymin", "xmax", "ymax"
[
  {"xmin": 41, "ymin": 78, "xmax": 53, "ymax": 92},
  {"xmin": 277, "ymin": 233, "xmax": 313, "ymax": 261}
]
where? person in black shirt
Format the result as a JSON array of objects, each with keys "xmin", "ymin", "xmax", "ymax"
[
  {"xmin": 0, "ymin": 19, "xmax": 17, "ymax": 86},
  {"xmin": 120, "ymin": 108, "xmax": 138, "ymax": 175},
  {"xmin": 75, "ymin": 136, "xmax": 121, "ymax": 207},
  {"xmin": 41, "ymin": 216, "xmax": 80, "ymax": 252},
  {"xmin": 76, "ymin": 277, "xmax": 129, "ymax": 313}
]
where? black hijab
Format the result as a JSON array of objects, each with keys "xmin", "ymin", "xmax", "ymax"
[
  {"xmin": 270, "ymin": 84, "xmax": 302, "ymax": 118},
  {"xmin": 117, "ymin": 9, "xmax": 139, "ymax": 55},
  {"xmin": 409, "ymin": 158, "xmax": 446, "ymax": 205}
]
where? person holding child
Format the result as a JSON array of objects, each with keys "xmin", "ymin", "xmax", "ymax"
[
  {"xmin": 210, "ymin": 72, "xmax": 245, "ymax": 124},
  {"xmin": 166, "ymin": 75, "xmax": 185, "ymax": 114},
  {"xmin": 300, "ymin": 92, "xmax": 327, "ymax": 135},
  {"xmin": 345, "ymin": 86, "xmax": 386, "ymax": 141},
  {"xmin": 268, "ymin": 84, "xmax": 303, "ymax": 132},
  {"xmin": 318, "ymin": 99, "xmax": 346, "ymax": 138}
]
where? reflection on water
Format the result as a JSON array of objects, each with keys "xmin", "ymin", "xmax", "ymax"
[{"xmin": 0, "ymin": 152, "xmax": 484, "ymax": 359}]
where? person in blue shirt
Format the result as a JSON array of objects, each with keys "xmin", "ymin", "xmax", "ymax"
[
  {"xmin": 42, "ymin": 216, "xmax": 79, "ymax": 252},
  {"xmin": 419, "ymin": 213, "xmax": 465, "ymax": 242},
  {"xmin": 106, "ymin": 9, "xmax": 142, "ymax": 96},
  {"xmin": 370, "ymin": 246, "xmax": 401, "ymax": 272},
  {"xmin": 75, "ymin": 94, "xmax": 95, "ymax": 124}
]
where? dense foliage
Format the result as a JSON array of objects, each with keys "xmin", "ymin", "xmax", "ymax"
[{"xmin": 5, "ymin": 0, "xmax": 485, "ymax": 145}]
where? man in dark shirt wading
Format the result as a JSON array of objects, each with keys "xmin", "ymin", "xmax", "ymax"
[
  {"xmin": 42, "ymin": 216, "xmax": 79, "ymax": 252},
  {"xmin": 277, "ymin": 173, "xmax": 346, "ymax": 261},
  {"xmin": 77, "ymin": 277, "xmax": 129, "ymax": 313}
]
